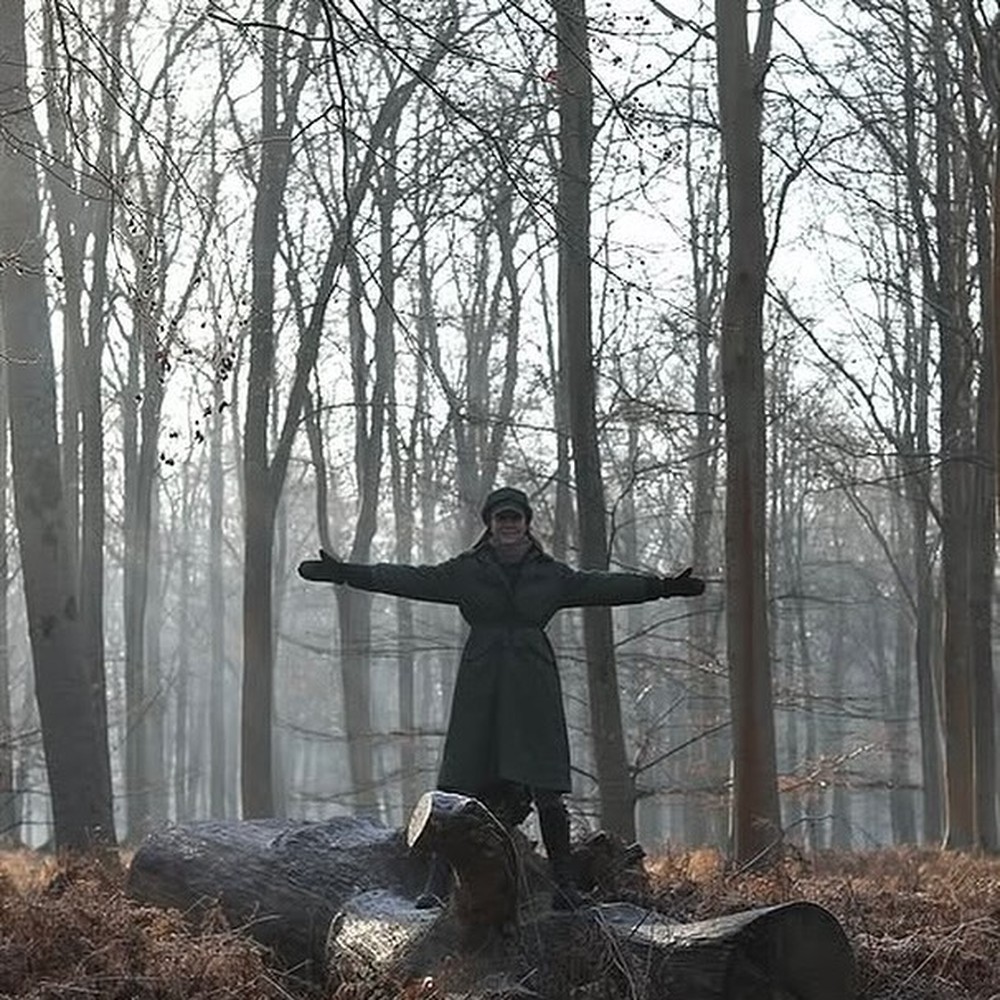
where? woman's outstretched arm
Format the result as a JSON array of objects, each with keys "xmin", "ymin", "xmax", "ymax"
[
  {"xmin": 555, "ymin": 564, "xmax": 706, "ymax": 608},
  {"xmin": 298, "ymin": 549, "xmax": 465, "ymax": 605}
]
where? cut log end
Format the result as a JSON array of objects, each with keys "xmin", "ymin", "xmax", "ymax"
[
  {"xmin": 589, "ymin": 899, "xmax": 857, "ymax": 1000},
  {"xmin": 405, "ymin": 790, "xmax": 521, "ymax": 929}
]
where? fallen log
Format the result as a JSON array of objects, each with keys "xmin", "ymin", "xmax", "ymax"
[
  {"xmin": 126, "ymin": 815, "xmax": 426, "ymax": 976},
  {"xmin": 128, "ymin": 799, "xmax": 857, "ymax": 999},
  {"xmin": 551, "ymin": 899, "xmax": 857, "ymax": 1000},
  {"xmin": 328, "ymin": 898, "xmax": 858, "ymax": 999}
]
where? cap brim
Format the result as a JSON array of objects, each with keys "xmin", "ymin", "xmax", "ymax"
[{"xmin": 491, "ymin": 505, "xmax": 527, "ymax": 516}]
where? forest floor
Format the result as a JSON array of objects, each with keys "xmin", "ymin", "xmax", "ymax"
[{"xmin": 1, "ymin": 843, "xmax": 998, "ymax": 998}]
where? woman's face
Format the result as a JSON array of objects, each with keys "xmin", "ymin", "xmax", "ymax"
[{"xmin": 490, "ymin": 508, "xmax": 528, "ymax": 544}]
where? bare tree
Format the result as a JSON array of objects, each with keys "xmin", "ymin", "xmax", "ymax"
[
  {"xmin": 208, "ymin": 307, "xmax": 230, "ymax": 819},
  {"xmin": 240, "ymin": 0, "xmax": 458, "ymax": 817},
  {"xmin": 553, "ymin": 0, "xmax": 635, "ymax": 840},
  {"xmin": 41, "ymin": 0, "xmax": 120, "ymax": 834},
  {"xmin": 681, "ymin": 78, "xmax": 725, "ymax": 847},
  {"xmin": 0, "ymin": 0, "xmax": 115, "ymax": 848},
  {"xmin": 956, "ymin": 0, "xmax": 997, "ymax": 852},
  {"xmin": 118, "ymin": 85, "xmax": 220, "ymax": 841},
  {"xmin": 714, "ymin": 0, "xmax": 781, "ymax": 865},
  {"xmin": 785, "ymin": 0, "xmax": 948, "ymax": 845}
]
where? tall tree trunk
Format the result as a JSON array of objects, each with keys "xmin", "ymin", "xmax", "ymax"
[
  {"xmin": 896, "ymin": 290, "xmax": 940, "ymax": 843},
  {"xmin": 271, "ymin": 462, "xmax": 290, "ymax": 822},
  {"xmin": 241, "ymin": 0, "xmax": 292, "ymax": 818},
  {"xmin": 0, "ymin": 0, "xmax": 115, "ymax": 848},
  {"xmin": 122, "ymin": 240, "xmax": 167, "ymax": 840},
  {"xmin": 869, "ymin": 577, "xmax": 904, "ymax": 843},
  {"xmin": 331, "ymin": 193, "xmax": 398, "ymax": 817},
  {"xmin": 895, "ymin": 0, "xmax": 945, "ymax": 846},
  {"xmin": 883, "ymin": 473, "xmax": 917, "ymax": 844},
  {"xmin": 770, "ymin": 419, "xmax": 799, "ymax": 842},
  {"xmin": 685, "ymin": 124, "xmax": 723, "ymax": 847},
  {"xmin": 122, "ymin": 313, "xmax": 144, "ymax": 838},
  {"xmin": 829, "ymin": 531, "xmax": 851, "ymax": 850},
  {"xmin": 931, "ymin": 2, "xmax": 975, "ymax": 850},
  {"xmin": 958, "ymin": 8, "xmax": 998, "ymax": 851},
  {"xmin": 992, "ymin": 20, "xmax": 1000, "ymax": 730},
  {"xmin": 795, "ymin": 544, "xmax": 820, "ymax": 851},
  {"xmin": 389, "ymin": 405, "xmax": 419, "ymax": 820},
  {"xmin": 911, "ymin": 482, "xmax": 941, "ymax": 843},
  {"xmin": 0, "ymin": 355, "xmax": 12, "ymax": 845},
  {"xmin": 42, "ymin": 0, "xmax": 119, "ymax": 835},
  {"xmin": 209, "ymin": 343, "xmax": 228, "ymax": 819},
  {"xmin": 388, "ymin": 225, "xmax": 430, "ymax": 819},
  {"xmin": 413, "ymin": 233, "xmax": 457, "ymax": 708},
  {"xmin": 544, "ymin": 264, "xmax": 574, "ymax": 571},
  {"xmin": 891, "ymin": 581, "xmax": 917, "ymax": 844},
  {"xmin": 554, "ymin": 0, "xmax": 634, "ymax": 840},
  {"xmin": 146, "ymin": 489, "xmax": 167, "ymax": 828},
  {"xmin": 714, "ymin": 0, "xmax": 781, "ymax": 866},
  {"xmin": 175, "ymin": 467, "xmax": 194, "ymax": 821},
  {"xmin": 241, "ymin": 3, "xmax": 455, "ymax": 818}
]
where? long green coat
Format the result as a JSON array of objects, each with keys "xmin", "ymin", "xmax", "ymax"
[{"xmin": 337, "ymin": 541, "xmax": 663, "ymax": 794}]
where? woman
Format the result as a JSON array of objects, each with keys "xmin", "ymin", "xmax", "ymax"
[{"xmin": 298, "ymin": 485, "xmax": 705, "ymax": 909}]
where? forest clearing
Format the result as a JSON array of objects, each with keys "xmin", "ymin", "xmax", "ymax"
[{"xmin": 2, "ymin": 844, "xmax": 999, "ymax": 999}]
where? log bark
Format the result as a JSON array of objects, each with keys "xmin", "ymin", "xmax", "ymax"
[
  {"xmin": 328, "ymin": 898, "xmax": 857, "ymax": 1000},
  {"xmin": 126, "ymin": 816, "xmax": 427, "ymax": 976},
  {"xmin": 593, "ymin": 900, "xmax": 855, "ymax": 999}
]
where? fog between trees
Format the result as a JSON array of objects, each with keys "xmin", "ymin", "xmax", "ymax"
[{"xmin": 0, "ymin": 0, "xmax": 995, "ymax": 859}]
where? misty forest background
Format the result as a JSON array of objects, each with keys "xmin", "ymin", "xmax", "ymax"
[{"xmin": 0, "ymin": 0, "xmax": 997, "ymax": 866}]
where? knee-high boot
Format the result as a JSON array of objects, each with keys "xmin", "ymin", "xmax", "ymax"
[
  {"xmin": 535, "ymin": 793, "xmax": 584, "ymax": 910},
  {"xmin": 415, "ymin": 852, "xmax": 453, "ymax": 909}
]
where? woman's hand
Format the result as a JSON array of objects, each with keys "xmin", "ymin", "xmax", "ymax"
[
  {"xmin": 297, "ymin": 549, "xmax": 347, "ymax": 583},
  {"xmin": 660, "ymin": 567, "xmax": 706, "ymax": 598}
]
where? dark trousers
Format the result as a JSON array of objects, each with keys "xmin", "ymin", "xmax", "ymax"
[{"xmin": 475, "ymin": 781, "xmax": 570, "ymax": 857}]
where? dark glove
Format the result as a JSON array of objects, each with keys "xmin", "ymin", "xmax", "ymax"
[
  {"xmin": 661, "ymin": 567, "xmax": 705, "ymax": 598},
  {"xmin": 297, "ymin": 549, "xmax": 347, "ymax": 584}
]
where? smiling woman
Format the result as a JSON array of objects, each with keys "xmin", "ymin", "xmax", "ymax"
[{"xmin": 297, "ymin": 484, "xmax": 706, "ymax": 911}]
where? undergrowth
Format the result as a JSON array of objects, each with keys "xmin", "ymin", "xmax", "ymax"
[
  {"xmin": 0, "ymin": 851, "xmax": 311, "ymax": 999},
  {"xmin": 2, "ymin": 846, "xmax": 999, "ymax": 998}
]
